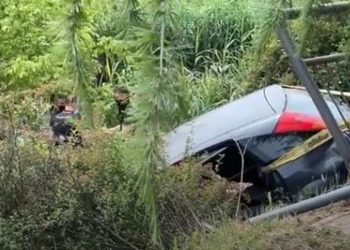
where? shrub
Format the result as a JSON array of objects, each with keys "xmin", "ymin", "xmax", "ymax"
[
  {"xmin": 244, "ymin": 14, "xmax": 350, "ymax": 93},
  {"xmin": 0, "ymin": 119, "xmax": 240, "ymax": 249},
  {"xmin": 156, "ymin": 161, "xmax": 239, "ymax": 248}
]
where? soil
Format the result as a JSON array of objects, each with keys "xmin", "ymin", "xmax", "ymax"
[{"xmin": 298, "ymin": 200, "xmax": 350, "ymax": 234}]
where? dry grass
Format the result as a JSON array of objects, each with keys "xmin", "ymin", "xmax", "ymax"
[{"xmin": 177, "ymin": 217, "xmax": 350, "ymax": 250}]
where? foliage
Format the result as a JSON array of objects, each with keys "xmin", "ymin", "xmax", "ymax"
[
  {"xmin": 156, "ymin": 162, "xmax": 239, "ymax": 248},
  {"xmin": 128, "ymin": 0, "xmax": 187, "ymax": 244},
  {"xmin": 168, "ymin": 0, "xmax": 254, "ymax": 71},
  {"xmin": 57, "ymin": 0, "xmax": 95, "ymax": 128},
  {"xmin": 0, "ymin": 0, "xmax": 63, "ymax": 90},
  {"xmin": 0, "ymin": 104, "xmax": 239, "ymax": 249},
  {"xmin": 239, "ymin": 0, "xmax": 350, "ymax": 95},
  {"xmin": 3, "ymin": 0, "xmax": 350, "ymax": 249},
  {"xmin": 0, "ymin": 132, "xmax": 145, "ymax": 249}
]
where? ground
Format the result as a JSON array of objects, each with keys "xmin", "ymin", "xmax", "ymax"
[{"xmin": 299, "ymin": 200, "xmax": 350, "ymax": 235}]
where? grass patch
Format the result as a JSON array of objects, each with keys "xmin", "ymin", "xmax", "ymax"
[{"xmin": 175, "ymin": 217, "xmax": 350, "ymax": 250}]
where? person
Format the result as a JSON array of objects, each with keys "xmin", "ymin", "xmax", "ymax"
[
  {"xmin": 49, "ymin": 97, "xmax": 83, "ymax": 147},
  {"xmin": 113, "ymin": 86, "xmax": 131, "ymax": 131},
  {"xmin": 66, "ymin": 95, "xmax": 81, "ymax": 118}
]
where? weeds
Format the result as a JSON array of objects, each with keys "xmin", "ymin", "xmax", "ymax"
[
  {"xmin": 0, "ymin": 98, "xmax": 240, "ymax": 249},
  {"xmin": 175, "ymin": 218, "xmax": 350, "ymax": 250}
]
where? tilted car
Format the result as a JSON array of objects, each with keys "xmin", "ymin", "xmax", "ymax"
[{"xmin": 162, "ymin": 84, "xmax": 350, "ymax": 207}]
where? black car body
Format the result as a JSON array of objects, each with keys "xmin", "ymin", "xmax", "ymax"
[{"xmin": 163, "ymin": 84, "xmax": 350, "ymax": 205}]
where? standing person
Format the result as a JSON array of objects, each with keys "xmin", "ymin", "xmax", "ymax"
[{"xmin": 114, "ymin": 86, "xmax": 131, "ymax": 131}]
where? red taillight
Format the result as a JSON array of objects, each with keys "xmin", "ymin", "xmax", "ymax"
[{"xmin": 274, "ymin": 112, "xmax": 326, "ymax": 134}]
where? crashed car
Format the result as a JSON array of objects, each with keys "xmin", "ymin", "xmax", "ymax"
[{"xmin": 163, "ymin": 84, "xmax": 350, "ymax": 207}]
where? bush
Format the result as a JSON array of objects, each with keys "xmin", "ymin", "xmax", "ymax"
[
  {"xmin": 156, "ymin": 161, "xmax": 240, "ymax": 248},
  {"xmin": 0, "ymin": 117, "xmax": 240, "ymax": 249},
  {"xmin": 244, "ymin": 14, "xmax": 350, "ymax": 93},
  {"xmin": 0, "ymin": 129, "xmax": 150, "ymax": 249}
]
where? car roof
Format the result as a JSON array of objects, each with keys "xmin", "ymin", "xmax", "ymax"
[{"xmin": 162, "ymin": 84, "xmax": 287, "ymax": 165}]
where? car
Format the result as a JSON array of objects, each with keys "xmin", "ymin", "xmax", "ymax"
[{"xmin": 162, "ymin": 84, "xmax": 350, "ymax": 207}]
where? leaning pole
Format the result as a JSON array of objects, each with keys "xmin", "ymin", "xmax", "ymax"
[{"xmin": 249, "ymin": 185, "xmax": 350, "ymax": 224}]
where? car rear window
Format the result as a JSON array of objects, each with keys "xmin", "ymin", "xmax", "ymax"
[
  {"xmin": 285, "ymin": 89, "xmax": 350, "ymax": 121},
  {"xmin": 240, "ymin": 132, "xmax": 315, "ymax": 164},
  {"xmin": 285, "ymin": 90, "xmax": 319, "ymax": 115}
]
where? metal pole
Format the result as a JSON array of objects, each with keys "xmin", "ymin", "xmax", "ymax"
[
  {"xmin": 282, "ymin": 85, "xmax": 350, "ymax": 98},
  {"xmin": 304, "ymin": 53, "xmax": 347, "ymax": 66},
  {"xmin": 277, "ymin": 23, "xmax": 350, "ymax": 164},
  {"xmin": 285, "ymin": 1, "xmax": 350, "ymax": 20},
  {"xmin": 249, "ymin": 185, "xmax": 350, "ymax": 224}
]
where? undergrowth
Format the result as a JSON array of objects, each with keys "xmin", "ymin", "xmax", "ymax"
[{"xmin": 0, "ymin": 104, "xmax": 239, "ymax": 249}]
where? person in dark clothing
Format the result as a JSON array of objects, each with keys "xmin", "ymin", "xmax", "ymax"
[
  {"xmin": 50, "ymin": 97, "xmax": 83, "ymax": 147},
  {"xmin": 114, "ymin": 86, "xmax": 131, "ymax": 131}
]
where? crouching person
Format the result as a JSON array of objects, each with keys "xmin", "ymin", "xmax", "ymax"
[{"xmin": 50, "ymin": 97, "xmax": 83, "ymax": 147}]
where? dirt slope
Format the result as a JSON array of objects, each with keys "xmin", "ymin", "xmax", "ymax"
[{"xmin": 299, "ymin": 200, "xmax": 350, "ymax": 235}]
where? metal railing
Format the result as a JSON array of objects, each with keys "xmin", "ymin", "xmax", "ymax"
[
  {"xmin": 249, "ymin": 1, "xmax": 350, "ymax": 224},
  {"xmin": 277, "ymin": 1, "xmax": 350, "ymax": 165}
]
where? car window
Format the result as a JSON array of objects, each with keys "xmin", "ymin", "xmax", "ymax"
[
  {"xmin": 197, "ymin": 147, "xmax": 227, "ymax": 164},
  {"xmin": 199, "ymin": 140, "xmax": 260, "ymax": 182},
  {"xmin": 241, "ymin": 132, "xmax": 315, "ymax": 164},
  {"xmin": 285, "ymin": 89, "xmax": 350, "ymax": 121}
]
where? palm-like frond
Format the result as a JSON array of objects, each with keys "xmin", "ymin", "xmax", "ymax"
[
  {"xmin": 60, "ymin": 0, "xmax": 94, "ymax": 128},
  {"xmin": 129, "ymin": 0, "xmax": 188, "ymax": 246},
  {"xmin": 123, "ymin": 0, "xmax": 143, "ymax": 26},
  {"xmin": 256, "ymin": 0, "xmax": 293, "ymax": 60},
  {"xmin": 298, "ymin": 0, "xmax": 322, "ymax": 55}
]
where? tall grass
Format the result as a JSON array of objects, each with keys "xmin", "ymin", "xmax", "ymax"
[{"xmin": 169, "ymin": 0, "xmax": 254, "ymax": 71}]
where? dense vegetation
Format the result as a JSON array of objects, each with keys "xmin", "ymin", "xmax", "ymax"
[{"xmin": 2, "ymin": 0, "xmax": 350, "ymax": 249}]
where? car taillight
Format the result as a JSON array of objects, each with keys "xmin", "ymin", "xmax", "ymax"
[{"xmin": 274, "ymin": 112, "xmax": 326, "ymax": 134}]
